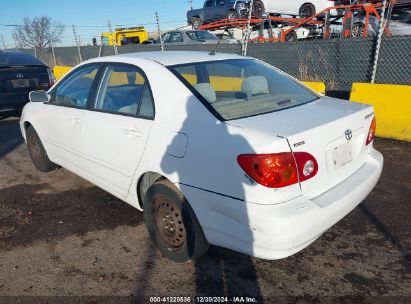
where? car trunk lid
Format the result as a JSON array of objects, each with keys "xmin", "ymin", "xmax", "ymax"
[
  {"xmin": 227, "ymin": 97, "xmax": 375, "ymax": 199},
  {"xmin": 0, "ymin": 65, "xmax": 49, "ymax": 108}
]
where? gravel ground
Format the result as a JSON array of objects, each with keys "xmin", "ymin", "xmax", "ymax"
[{"xmin": 0, "ymin": 117, "xmax": 410, "ymax": 303}]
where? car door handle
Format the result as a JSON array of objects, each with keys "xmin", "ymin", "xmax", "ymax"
[
  {"xmin": 70, "ymin": 115, "xmax": 81, "ymax": 125},
  {"xmin": 124, "ymin": 127, "xmax": 143, "ymax": 138}
]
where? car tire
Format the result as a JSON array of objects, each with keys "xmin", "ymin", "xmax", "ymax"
[
  {"xmin": 26, "ymin": 126, "xmax": 59, "ymax": 172},
  {"xmin": 286, "ymin": 31, "xmax": 298, "ymax": 42},
  {"xmin": 143, "ymin": 179, "xmax": 209, "ymax": 263},
  {"xmin": 299, "ymin": 3, "xmax": 316, "ymax": 18},
  {"xmin": 351, "ymin": 22, "xmax": 372, "ymax": 37},
  {"xmin": 191, "ymin": 17, "xmax": 202, "ymax": 30},
  {"xmin": 252, "ymin": 0, "xmax": 265, "ymax": 18},
  {"xmin": 226, "ymin": 10, "xmax": 237, "ymax": 20}
]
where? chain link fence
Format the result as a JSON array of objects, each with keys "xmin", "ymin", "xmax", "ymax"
[{"xmin": 11, "ymin": 35, "xmax": 411, "ymax": 97}]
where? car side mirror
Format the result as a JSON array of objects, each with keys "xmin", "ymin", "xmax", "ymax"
[{"xmin": 29, "ymin": 90, "xmax": 49, "ymax": 103}]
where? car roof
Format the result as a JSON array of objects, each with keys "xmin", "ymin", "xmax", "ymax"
[
  {"xmin": 0, "ymin": 51, "xmax": 46, "ymax": 66},
  {"xmin": 113, "ymin": 51, "xmax": 247, "ymax": 66}
]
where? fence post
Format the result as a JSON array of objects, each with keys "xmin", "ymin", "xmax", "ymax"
[
  {"xmin": 156, "ymin": 11, "xmax": 164, "ymax": 52},
  {"xmin": 1, "ymin": 35, "xmax": 6, "ymax": 50},
  {"xmin": 72, "ymin": 25, "xmax": 83, "ymax": 63},
  {"xmin": 51, "ymin": 46, "xmax": 57, "ymax": 66},
  {"xmin": 242, "ymin": 0, "xmax": 254, "ymax": 56},
  {"xmin": 370, "ymin": 0, "xmax": 388, "ymax": 84},
  {"xmin": 107, "ymin": 20, "xmax": 118, "ymax": 55}
]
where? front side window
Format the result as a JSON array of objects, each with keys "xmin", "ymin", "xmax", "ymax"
[
  {"xmin": 170, "ymin": 59, "xmax": 319, "ymax": 120},
  {"xmin": 94, "ymin": 64, "xmax": 154, "ymax": 118},
  {"xmin": 162, "ymin": 32, "xmax": 172, "ymax": 43},
  {"xmin": 51, "ymin": 65, "xmax": 99, "ymax": 108}
]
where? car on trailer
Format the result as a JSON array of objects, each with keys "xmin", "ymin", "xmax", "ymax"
[
  {"xmin": 251, "ymin": 0, "xmax": 348, "ymax": 18},
  {"xmin": 187, "ymin": 0, "xmax": 250, "ymax": 29},
  {"xmin": 0, "ymin": 51, "xmax": 55, "ymax": 118},
  {"xmin": 21, "ymin": 51, "xmax": 383, "ymax": 262},
  {"xmin": 162, "ymin": 30, "xmax": 234, "ymax": 45}
]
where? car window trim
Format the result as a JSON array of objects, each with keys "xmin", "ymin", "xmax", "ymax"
[
  {"xmin": 88, "ymin": 62, "xmax": 156, "ymax": 120},
  {"xmin": 45, "ymin": 63, "xmax": 104, "ymax": 110}
]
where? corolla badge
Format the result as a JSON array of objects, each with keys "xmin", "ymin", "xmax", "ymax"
[
  {"xmin": 345, "ymin": 129, "xmax": 353, "ymax": 140},
  {"xmin": 16, "ymin": 73, "xmax": 24, "ymax": 79}
]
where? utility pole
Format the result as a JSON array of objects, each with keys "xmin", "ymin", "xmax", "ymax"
[
  {"xmin": 155, "ymin": 11, "xmax": 164, "ymax": 52},
  {"xmin": 107, "ymin": 20, "xmax": 118, "ymax": 55},
  {"xmin": 1, "ymin": 35, "xmax": 6, "ymax": 50},
  {"xmin": 189, "ymin": 0, "xmax": 193, "ymax": 10},
  {"xmin": 72, "ymin": 25, "xmax": 83, "ymax": 63},
  {"xmin": 242, "ymin": 0, "xmax": 254, "ymax": 56}
]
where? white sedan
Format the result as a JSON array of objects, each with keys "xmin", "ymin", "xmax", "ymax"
[
  {"xmin": 253, "ymin": 0, "xmax": 341, "ymax": 18},
  {"xmin": 20, "ymin": 51, "xmax": 383, "ymax": 262}
]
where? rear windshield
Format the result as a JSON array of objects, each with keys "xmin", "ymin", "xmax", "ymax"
[{"xmin": 170, "ymin": 59, "xmax": 319, "ymax": 120}]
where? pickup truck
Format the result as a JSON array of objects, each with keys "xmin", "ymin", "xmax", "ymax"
[{"xmin": 187, "ymin": 0, "xmax": 248, "ymax": 29}]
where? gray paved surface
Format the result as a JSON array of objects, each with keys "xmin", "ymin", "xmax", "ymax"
[{"xmin": 0, "ymin": 117, "xmax": 410, "ymax": 303}]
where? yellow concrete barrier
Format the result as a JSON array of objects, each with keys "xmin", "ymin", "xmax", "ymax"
[
  {"xmin": 53, "ymin": 66, "xmax": 72, "ymax": 81},
  {"xmin": 302, "ymin": 82, "xmax": 326, "ymax": 95},
  {"xmin": 350, "ymin": 83, "xmax": 411, "ymax": 141}
]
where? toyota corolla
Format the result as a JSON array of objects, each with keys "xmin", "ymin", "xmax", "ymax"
[{"xmin": 20, "ymin": 51, "xmax": 383, "ymax": 262}]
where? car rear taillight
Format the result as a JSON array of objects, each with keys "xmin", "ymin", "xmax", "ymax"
[
  {"xmin": 47, "ymin": 68, "xmax": 56, "ymax": 87},
  {"xmin": 237, "ymin": 152, "xmax": 318, "ymax": 188},
  {"xmin": 366, "ymin": 116, "xmax": 376, "ymax": 145},
  {"xmin": 293, "ymin": 152, "xmax": 319, "ymax": 182}
]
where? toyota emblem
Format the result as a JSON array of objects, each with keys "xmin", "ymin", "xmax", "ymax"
[
  {"xmin": 345, "ymin": 129, "xmax": 353, "ymax": 141},
  {"xmin": 16, "ymin": 73, "xmax": 24, "ymax": 79}
]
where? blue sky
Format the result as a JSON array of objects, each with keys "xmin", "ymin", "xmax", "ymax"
[{"xmin": 0, "ymin": 0, "xmax": 194, "ymax": 48}]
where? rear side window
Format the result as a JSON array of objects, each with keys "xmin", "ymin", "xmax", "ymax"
[
  {"xmin": 94, "ymin": 64, "xmax": 154, "ymax": 119},
  {"xmin": 51, "ymin": 65, "xmax": 99, "ymax": 108}
]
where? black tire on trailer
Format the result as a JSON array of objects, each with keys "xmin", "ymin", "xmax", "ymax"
[
  {"xmin": 226, "ymin": 10, "xmax": 237, "ymax": 20},
  {"xmin": 351, "ymin": 22, "xmax": 365, "ymax": 37},
  {"xmin": 299, "ymin": 3, "xmax": 316, "ymax": 18},
  {"xmin": 286, "ymin": 31, "xmax": 298, "ymax": 42},
  {"xmin": 252, "ymin": 0, "xmax": 265, "ymax": 18},
  {"xmin": 143, "ymin": 179, "xmax": 209, "ymax": 263},
  {"xmin": 191, "ymin": 17, "xmax": 202, "ymax": 30},
  {"xmin": 26, "ymin": 126, "xmax": 59, "ymax": 172}
]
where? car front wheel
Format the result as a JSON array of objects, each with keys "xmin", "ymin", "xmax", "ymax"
[
  {"xmin": 143, "ymin": 179, "xmax": 209, "ymax": 262},
  {"xmin": 252, "ymin": 0, "xmax": 265, "ymax": 18},
  {"xmin": 191, "ymin": 17, "xmax": 202, "ymax": 30}
]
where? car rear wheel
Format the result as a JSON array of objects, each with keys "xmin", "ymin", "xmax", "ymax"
[
  {"xmin": 191, "ymin": 17, "xmax": 202, "ymax": 30},
  {"xmin": 252, "ymin": 0, "xmax": 265, "ymax": 18},
  {"xmin": 143, "ymin": 179, "xmax": 209, "ymax": 263},
  {"xmin": 299, "ymin": 3, "xmax": 316, "ymax": 18},
  {"xmin": 351, "ymin": 22, "xmax": 371, "ymax": 37},
  {"xmin": 26, "ymin": 126, "xmax": 59, "ymax": 172}
]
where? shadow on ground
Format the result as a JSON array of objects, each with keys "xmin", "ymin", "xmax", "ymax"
[
  {"xmin": 0, "ymin": 183, "xmax": 143, "ymax": 250},
  {"xmin": 0, "ymin": 118, "xmax": 24, "ymax": 159}
]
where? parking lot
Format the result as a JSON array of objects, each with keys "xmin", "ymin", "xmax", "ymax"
[{"xmin": 0, "ymin": 116, "xmax": 410, "ymax": 302}]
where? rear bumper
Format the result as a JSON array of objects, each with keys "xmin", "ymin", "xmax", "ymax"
[
  {"xmin": 0, "ymin": 92, "xmax": 30, "ymax": 116},
  {"xmin": 180, "ymin": 148, "xmax": 383, "ymax": 260}
]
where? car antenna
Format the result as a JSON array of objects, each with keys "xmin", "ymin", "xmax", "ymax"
[{"xmin": 209, "ymin": 29, "xmax": 229, "ymax": 56}]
